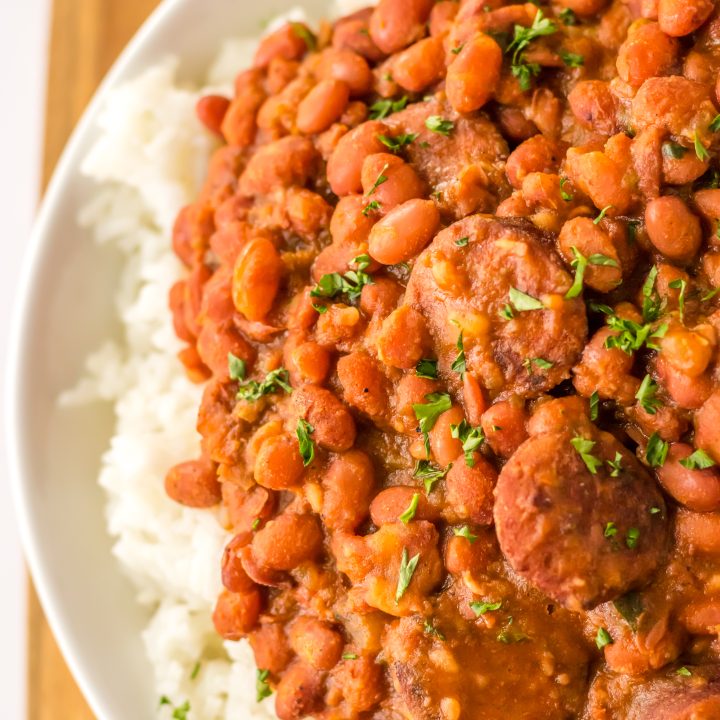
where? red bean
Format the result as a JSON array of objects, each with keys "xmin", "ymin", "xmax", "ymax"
[
  {"xmin": 428, "ymin": 405, "xmax": 465, "ymax": 467},
  {"xmin": 297, "ymin": 80, "xmax": 351, "ymax": 135},
  {"xmin": 696, "ymin": 391, "xmax": 720, "ymax": 463},
  {"xmin": 392, "ymin": 37, "xmax": 446, "ymax": 93},
  {"xmin": 249, "ymin": 622, "xmax": 293, "ymax": 675},
  {"xmin": 656, "ymin": 443, "xmax": 720, "ymax": 512},
  {"xmin": 252, "ymin": 513, "xmax": 324, "ymax": 571},
  {"xmin": 275, "ymin": 661, "xmax": 324, "ymax": 720},
  {"xmin": 369, "ymin": 486, "xmax": 438, "ymax": 525},
  {"xmin": 254, "ymin": 23, "xmax": 309, "ymax": 67},
  {"xmin": 645, "ymin": 196, "xmax": 702, "ymax": 264},
  {"xmin": 616, "ymin": 22, "xmax": 679, "ymax": 87},
  {"xmin": 289, "ymin": 341, "xmax": 331, "ymax": 385},
  {"xmin": 505, "ymin": 135, "xmax": 563, "ymax": 190},
  {"xmin": 289, "ymin": 617, "xmax": 344, "ymax": 671},
  {"xmin": 165, "ymin": 457, "xmax": 221, "ymax": 508},
  {"xmin": 658, "ymin": 0, "xmax": 714, "ymax": 36},
  {"xmin": 212, "ymin": 588, "xmax": 262, "ymax": 640},
  {"xmin": 293, "ymin": 385, "xmax": 357, "ymax": 452},
  {"xmin": 337, "ymin": 352, "xmax": 390, "ymax": 419},
  {"xmin": 221, "ymin": 533, "xmax": 255, "ymax": 593},
  {"xmin": 232, "ymin": 237, "xmax": 283, "ymax": 321},
  {"xmin": 568, "ymin": 81, "xmax": 617, "ymax": 135},
  {"xmin": 196, "ymin": 94, "xmax": 230, "ymax": 136},
  {"xmin": 376, "ymin": 305, "xmax": 430, "ymax": 369},
  {"xmin": 369, "ymin": 0, "xmax": 435, "ymax": 54},
  {"xmin": 254, "ymin": 435, "xmax": 306, "ymax": 489},
  {"xmin": 322, "ymin": 450, "xmax": 375, "ymax": 531},
  {"xmin": 327, "ymin": 121, "xmax": 388, "ymax": 196},
  {"xmin": 319, "ymin": 49, "xmax": 373, "ymax": 97},
  {"xmin": 368, "ymin": 199, "xmax": 440, "ymax": 265},
  {"xmin": 359, "ymin": 277, "xmax": 403, "ymax": 317},
  {"xmin": 679, "ymin": 597, "xmax": 720, "ymax": 635},
  {"xmin": 676, "ymin": 509, "xmax": 720, "ymax": 554},
  {"xmin": 444, "ymin": 456, "xmax": 496, "ymax": 525},
  {"xmin": 481, "ymin": 399, "xmax": 529, "ymax": 459},
  {"xmin": 360, "ymin": 153, "xmax": 426, "ymax": 213},
  {"xmin": 446, "ymin": 33, "xmax": 502, "ymax": 114}
]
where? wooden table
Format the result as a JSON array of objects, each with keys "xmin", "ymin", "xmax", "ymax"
[{"xmin": 28, "ymin": 1, "xmax": 160, "ymax": 716}]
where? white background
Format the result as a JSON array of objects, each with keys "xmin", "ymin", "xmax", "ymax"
[{"xmin": 0, "ymin": 0, "xmax": 51, "ymax": 716}]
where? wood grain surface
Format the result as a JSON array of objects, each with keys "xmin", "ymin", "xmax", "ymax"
[{"xmin": 29, "ymin": 1, "xmax": 160, "ymax": 717}]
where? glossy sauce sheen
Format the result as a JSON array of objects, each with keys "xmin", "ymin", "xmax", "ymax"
[{"xmin": 167, "ymin": 1, "xmax": 720, "ymax": 718}]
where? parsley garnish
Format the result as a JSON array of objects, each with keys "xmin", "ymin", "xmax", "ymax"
[
  {"xmin": 237, "ymin": 368, "xmax": 291, "ymax": 402},
  {"xmin": 471, "ymin": 600, "xmax": 502, "ymax": 616},
  {"xmin": 641, "ymin": 265, "xmax": 663, "ymax": 322},
  {"xmin": 668, "ymin": 278, "xmax": 687, "ymax": 322},
  {"xmin": 680, "ymin": 449, "xmax": 717, "ymax": 470},
  {"xmin": 595, "ymin": 627, "xmax": 613, "ymax": 649},
  {"xmin": 362, "ymin": 200, "xmax": 381, "ymax": 216},
  {"xmin": 289, "ymin": 22, "xmax": 316, "ymax": 52},
  {"xmin": 590, "ymin": 391, "xmax": 600, "ymax": 421},
  {"xmin": 594, "ymin": 205, "xmax": 613, "ymax": 224},
  {"xmin": 416, "ymin": 358, "xmax": 438, "ymax": 379},
  {"xmin": 342, "ymin": 653, "xmax": 358, "ymax": 660},
  {"xmin": 635, "ymin": 374, "xmax": 662, "ymax": 415},
  {"xmin": 506, "ymin": 10, "xmax": 557, "ymax": 91},
  {"xmin": 399, "ymin": 493, "xmax": 420, "ymax": 524},
  {"xmin": 423, "ymin": 619, "xmax": 446, "ymax": 640},
  {"xmin": 592, "ymin": 303, "xmax": 667, "ymax": 354},
  {"xmin": 559, "ymin": 50, "xmax": 584, "ymax": 67},
  {"xmin": 396, "ymin": 548, "xmax": 420, "ymax": 602},
  {"xmin": 296, "ymin": 419, "xmax": 315, "ymax": 466},
  {"xmin": 311, "ymin": 255, "xmax": 374, "ymax": 305},
  {"xmin": 190, "ymin": 662, "xmax": 201, "ymax": 680},
  {"xmin": 450, "ymin": 420, "xmax": 485, "ymax": 467},
  {"xmin": 451, "ymin": 332, "xmax": 466, "ymax": 376},
  {"xmin": 694, "ymin": 131, "xmax": 710, "ymax": 162},
  {"xmin": 607, "ymin": 452, "xmax": 623, "ymax": 477},
  {"xmin": 451, "ymin": 44, "xmax": 464, "ymax": 54},
  {"xmin": 604, "ymin": 521, "xmax": 618, "ymax": 538},
  {"xmin": 523, "ymin": 357, "xmax": 554, "ymax": 373},
  {"xmin": 159, "ymin": 697, "xmax": 191, "ymax": 720},
  {"xmin": 509, "ymin": 286, "xmax": 545, "ymax": 311},
  {"xmin": 500, "ymin": 303, "xmax": 515, "ymax": 320},
  {"xmin": 414, "ymin": 460, "xmax": 451, "ymax": 493},
  {"xmin": 571, "ymin": 436, "xmax": 603, "ymax": 474},
  {"xmin": 251, "ymin": 517, "xmax": 261, "ymax": 531},
  {"xmin": 662, "ymin": 141, "xmax": 687, "ymax": 159},
  {"xmin": 710, "ymin": 115, "xmax": 720, "ymax": 133},
  {"xmin": 228, "ymin": 352, "xmax": 246, "ymax": 381},
  {"xmin": 565, "ymin": 246, "xmax": 619, "ymax": 299},
  {"xmin": 455, "ymin": 236, "xmax": 470, "ymax": 247},
  {"xmin": 497, "ymin": 616, "xmax": 529, "ymax": 644},
  {"xmin": 646, "ymin": 432, "xmax": 669, "ymax": 467},
  {"xmin": 369, "ymin": 95, "xmax": 409, "ymax": 120},
  {"xmin": 559, "ymin": 177, "xmax": 573, "ymax": 201},
  {"xmin": 367, "ymin": 163, "xmax": 389, "ymax": 195},
  {"xmin": 413, "ymin": 393, "xmax": 452, "ymax": 434},
  {"xmin": 256, "ymin": 669, "xmax": 273, "ymax": 702},
  {"xmin": 559, "ymin": 8, "xmax": 577, "ymax": 24},
  {"xmin": 425, "ymin": 116, "xmax": 454, "ymax": 136},
  {"xmin": 626, "ymin": 527, "xmax": 640, "ymax": 549},
  {"xmin": 377, "ymin": 133, "xmax": 418, "ymax": 153},
  {"xmin": 677, "ymin": 666, "xmax": 692, "ymax": 677},
  {"xmin": 453, "ymin": 525, "xmax": 478, "ymax": 543}
]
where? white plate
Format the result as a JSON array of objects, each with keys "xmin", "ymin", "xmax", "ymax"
[{"xmin": 5, "ymin": 1, "xmax": 337, "ymax": 717}]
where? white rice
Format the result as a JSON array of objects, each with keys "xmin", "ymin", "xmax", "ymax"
[{"xmin": 61, "ymin": 2, "xmax": 372, "ymax": 717}]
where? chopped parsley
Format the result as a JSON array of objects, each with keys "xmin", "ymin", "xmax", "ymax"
[
  {"xmin": 342, "ymin": 653, "xmax": 359, "ymax": 660},
  {"xmin": 626, "ymin": 527, "xmax": 640, "ymax": 549},
  {"xmin": 595, "ymin": 627, "xmax": 613, "ymax": 649},
  {"xmin": 455, "ymin": 236, "xmax": 470, "ymax": 247},
  {"xmin": 289, "ymin": 22, "xmax": 316, "ymax": 52},
  {"xmin": 399, "ymin": 493, "xmax": 421, "ymax": 524},
  {"xmin": 237, "ymin": 368, "xmax": 292, "ymax": 402},
  {"xmin": 425, "ymin": 115, "xmax": 454, "ymax": 136},
  {"xmin": 506, "ymin": 9, "xmax": 558, "ymax": 91},
  {"xmin": 523, "ymin": 357, "xmax": 554, "ymax": 373},
  {"xmin": 593, "ymin": 205, "xmax": 613, "ymax": 224},
  {"xmin": 159, "ymin": 697, "xmax": 191, "ymax": 720},
  {"xmin": 591, "ymin": 303, "xmax": 667, "ymax": 354},
  {"xmin": 296, "ymin": 419, "xmax": 315, "ymax": 466},
  {"xmin": 497, "ymin": 616, "xmax": 529, "ymax": 644},
  {"xmin": 710, "ymin": 114, "xmax": 720, "ymax": 133},
  {"xmin": 635, "ymin": 374, "xmax": 662, "ymax": 415},
  {"xmin": 256, "ymin": 669, "xmax": 273, "ymax": 702},
  {"xmin": 190, "ymin": 662, "xmax": 201, "ymax": 680},
  {"xmin": 451, "ymin": 332, "xmax": 466, "ymax": 376},
  {"xmin": 559, "ymin": 7, "xmax": 577, "ymax": 24},
  {"xmin": 453, "ymin": 525, "xmax": 478, "ymax": 543},
  {"xmin": 680, "ymin": 449, "xmax": 717, "ymax": 470},
  {"xmin": 396, "ymin": 548, "xmax": 420, "ymax": 602},
  {"xmin": 228, "ymin": 352, "xmax": 247, "ymax": 381},
  {"xmin": 251, "ymin": 517, "xmax": 261, "ymax": 531},
  {"xmin": 614, "ymin": 591, "xmax": 643, "ymax": 631},
  {"xmin": 471, "ymin": 600, "xmax": 502, "ymax": 616},
  {"xmin": 565, "ymin": 246, "xmax": 619, "ymax": 299},
  {"xmin": 414, "ymin": 460, "xmax": 451, "ymax": 493},
  {"xmin": 590, "ymin": 391, "xmax": 600, "ymax": 421},
  {"xmin": 662, "ymin": 141, "xmax": 687, "ymax": 159},
  {"xmin": 559, "ymin": 177, "xmax": 573, "ymax": 201},
  {"xmin": 423, "ymin": 619, "xmax": 446, "ymax": 640},
  {"xmin": 369, "ymin": 95, "xmax": 409, "ymax": 121},
  {"xmin": 703, "ymin": 287, "xmax": 720, "ymax": 301},
  {"xmin": 362, "ymin": 200, "xmax": 381, "ymax": 216},
  {"xmin": 413, "ymin": 392, "xmax": 452, "ymax": 434},
  {"xmin": 367, "ymin": 163, "xmax": 389, "ymax": 195},
  {"xmin": 641, "ymin": 265, "xmax": 663, "ymax": 322},
  {"xmin": 646, "ymin": 432, "xmax": 669, "ymax": 467},
  {"xmin": 416, "ymin": 358, "xmax": 438, "ymax": 379},
  {"xmin": 571, "ymin": 436, "xmax": 603, "ymax": 474},
  {"xmin": 451, "ymin": 44, "xmax": 465, "ymax": 54},
  {"xmin": 500, "ymin": 303, "xmax": 515, "ymax": 320},
  {"xmin": 509, "ymin": 286, "xmax": 545, "ymax": 311},
  {"xmin": 607, "ymin": 452, "xmax": 623, "ymax": 477},
  {"xmin": 668, "ymin": 277, "xmax": 687, "ymax": 323},
  {"xmin": 311, "ymin": 254, "xmax": 374, "ymax": 305},
  {"xmin": 650, "ymin": 506, "xmax": 662, "ymax": 515},
  {"xmin": 451, "ymin": 420, "xmax": 485, "ymax": 467},
  {"xmin": 377, "ymin": 133, "xmax": 418, "ymax": 153},
  {"xmin": 677, "ymin": 666, "xmax": 692, "ymax": 677},
  {"xmin": 604, "ymin": 521, "xmax": 618, "ymax": 538},
  {"xmin": 559, "ymin": 49, "xmax": 584, "ymax": 67},
  {"xmin": 694, "ymin": 131, "xmax": 710, "ymax": 162}
]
